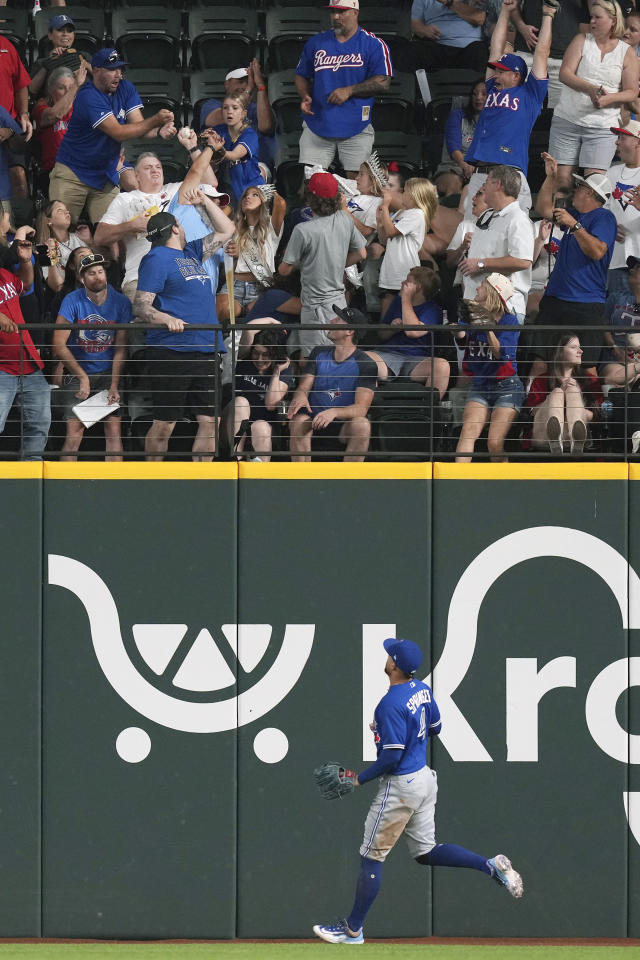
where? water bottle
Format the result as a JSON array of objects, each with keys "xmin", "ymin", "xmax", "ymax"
[{"xmin": 601, "ymin": 398, "xmax": 613, "ymax": 449}]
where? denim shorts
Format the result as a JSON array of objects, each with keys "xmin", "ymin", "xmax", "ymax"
[
  {"xmin": 467, "ymin": 375, "xmax": 524, "ymax": 410},
  {"xmin": 220, "ymin": 278, "xmax": 261, "ymax": 309}
]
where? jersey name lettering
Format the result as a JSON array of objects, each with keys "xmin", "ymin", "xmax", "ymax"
[
  {"xmin": 484, "ymin": 91, "xmax": 521, "ymax": 112},
  {"xmin": 0, "ymin": 280, "xmax": 18, "ymax": 306},
  {"xmin": 406, "ymin": 687, "xmax": 431, "ymax": 714},
  {"xmin": 313, "ymin": 49, "xmax": 365, "ymax": 72}
]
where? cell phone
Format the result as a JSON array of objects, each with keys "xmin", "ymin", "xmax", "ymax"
[
  {"xmin": 35, "ymin": 243, "xmax": 51, "ymax": 267},
  {"xmin": 554, "ymin": 196, "xmax": 567, "ymax": 210}
]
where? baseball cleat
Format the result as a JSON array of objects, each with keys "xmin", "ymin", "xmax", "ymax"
[
  {"xmin": 488, "ymin": 854, "xmax": 524, "ymax": 899},
  {"xmin": 313, "ymin": 920, "xmax": 365, "ymax": 944}
]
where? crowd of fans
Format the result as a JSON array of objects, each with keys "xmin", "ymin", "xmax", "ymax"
[{"xmin": 2, "ymin": 0, "xmax": 640, "ymax": 461}]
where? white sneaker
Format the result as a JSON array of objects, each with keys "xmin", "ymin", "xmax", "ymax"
[{"xmin": 488, "ymin": 854, "xmax": 524, "ymax": 899}]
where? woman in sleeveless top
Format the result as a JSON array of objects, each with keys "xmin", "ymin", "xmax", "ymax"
[{"xmin": 549, "ymin": 0, "xmax": 638, "ymax": 189}]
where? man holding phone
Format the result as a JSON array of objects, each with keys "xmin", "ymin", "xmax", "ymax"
[{"xmin": 531, "ymin": 151, "xmax": 617, "ymax": 372}]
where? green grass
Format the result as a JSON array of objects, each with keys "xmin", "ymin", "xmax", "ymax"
[{"xmin": 0, "ymin": 946, "xmax": 638, "ymax": 960}]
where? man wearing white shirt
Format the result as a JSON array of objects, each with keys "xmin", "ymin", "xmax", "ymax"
[
  {"xmin": 605, "ymin": 120, "xmax": 640, "ymax": 300},
  {"xmin": 459, "ymin": 164, "xmax": 534, "ymax": 322}
]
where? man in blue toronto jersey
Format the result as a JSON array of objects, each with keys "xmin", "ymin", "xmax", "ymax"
[
  {"xmin": 463, "ymin": 0, "xmax": 558, "ymax": 218},
  {"xmin": 313, "ymin": 637, "xmax": 523, "ymax": 945},
  {"xmin": 295, "ymin": 0, "xmax": 393, "ymax": 177}
]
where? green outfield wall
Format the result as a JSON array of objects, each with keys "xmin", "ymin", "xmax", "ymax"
[{"xmin": 1, "ymin": 461, "xmax": 638, "ymax": 939}]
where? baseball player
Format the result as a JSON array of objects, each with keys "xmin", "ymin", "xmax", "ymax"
[
  {"xmin": 463, "ymin": 0, "xmax": 559, "ymax": 218},
  {"xmin": 295, "ymin": 0, "xmax": 393, "ymax": 177},
  {"xmin": 313, "ymin": 637, "xmax": 523, "ymax": 945}
]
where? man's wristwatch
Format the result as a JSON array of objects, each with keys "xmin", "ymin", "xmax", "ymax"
[
  {"xmin": 570, "ymin": 222, "xmax": 583, "ymax": 234},
  {"xmin": 477, "ymin": 260, "xmax": 485, "ymax": 269}
]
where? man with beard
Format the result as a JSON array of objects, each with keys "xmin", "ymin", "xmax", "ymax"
[{"xmin": 53, "ymin": 252, "xmax": 132, "ymax": 460}]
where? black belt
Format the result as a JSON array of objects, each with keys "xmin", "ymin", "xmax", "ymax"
[{"xmin": 474, "ymin": 163, "xmax": 523, "ymax": 174}]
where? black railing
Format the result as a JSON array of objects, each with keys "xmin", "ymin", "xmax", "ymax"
[{"xmin": 2, "ymin": 320, "xmax": 639, "ymax": 462}]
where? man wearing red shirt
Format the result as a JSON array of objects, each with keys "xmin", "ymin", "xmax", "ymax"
[
  {"xmin": 0, "ymin": 226, "xmax": 51, "ymax": 458},
  {"xmin": 0, "ymin": 35, "xmax": 33, "ymax": 203}
]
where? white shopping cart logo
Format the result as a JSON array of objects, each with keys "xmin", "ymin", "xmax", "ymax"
[{"xmin": 48, "ymin": 555, "xmax": 314, "ymax": 764}]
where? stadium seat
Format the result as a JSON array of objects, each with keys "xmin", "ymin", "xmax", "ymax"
[
  {"xmin": 373, "ymin": 131, "xmax": 422, "ymax": 168},
  {"xmin": 188, "ymin": 69, "xmax": 229, "ymax": 131},
  {"xmin": 359, "ymin": 6, "xmax": 411, "ymax": 63},
  {"xmin": 111, "ymin": 7, "xmax": 183, "ymax": 72},
  {"xmin": 275, "ymin": 160, "xmax": 304, "ymax": 205},
  {"xmin": 112, "ymin": 0, "xmax": 184, "ymax": 7},
  {"xmin": 370, "ymin": 382, "xmax": 444, "ymax": 460},
  {"xmin": 274, "ymin": 99, "xmax": 302, "ymax": 134},
  {"xmin": 34, "ymin": 6, "xmax": 105, "ymax": 61},
  {"xmin": 0, "ymin": 8, "xmax": 29, "ymax": 64},
  {"xmin": 124, "ymin": 137, "xmax": 188, "ymax": 183},
  {"xmin": 428, "ymin": 68, "xmax": 481, "ymax": 107},
  {"xmin": 124, "ymin": 68, "xmax": 184, "ymax": 125},
  {"xmin": 274, "ymin": 130, "xmax": 300, "ymax": 167},
  {"xmin": 266, "ymin": 7, "xmax": 325, "ymax": 71},
  {"xmin": 187, "ymin": 7, "xmax": 258, "ymax": 71}
]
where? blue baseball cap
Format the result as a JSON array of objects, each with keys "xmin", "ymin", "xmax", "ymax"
[
  {"xmin": 488, "ymin": 53, "xmax": 528, "ymax": 80},
  {"xmin": 49, "ymin": 14, "xmax": 74, "ymax": 30},
  {"xmin": 92, "ymin": 48, "xmax": 128, "ymax": 70},
  {"xmin": 383, "ymin": 637, "xmax": 423, "ymax": 675}
]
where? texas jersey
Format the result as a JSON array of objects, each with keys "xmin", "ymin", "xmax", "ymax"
[
  {"xmin": 371, "ymin": 679, "xmax": 441, "ymax": 777},
  {"xmin": 465, "ymin": 74, "xmax": 547, "ymax": 175},
  {"xmin": 296, "ymin": 27, "xmax": 393, "ymax": 139}
]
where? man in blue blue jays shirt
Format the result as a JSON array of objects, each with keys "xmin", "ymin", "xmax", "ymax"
[
  {"xmin": 313, "ymin": 637, "xmax": 524, "ymax": 945},
  {"xmin": 463, "ymin": 0, "xmax": 558, "ymax": 218},
  {"xmin": 50, "ymin": 48, "xmax": 176, "ymax": 225},
  {"xmin": 295, "ymin": 0, "xmax": 393, "ymax": 177}
]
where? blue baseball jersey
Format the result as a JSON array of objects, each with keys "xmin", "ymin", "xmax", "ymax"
[
  {"xmin": 546, "ymin": 206, "xmax": 616, "ymax": 303},
  {"xmin": 137, "ymin": 239, "xmax": 225, "ymax": 354},
  {"xmin": 462, "ymin": 312, "xmax": 520, "ymax": 386},
  {"xmin": 465, "ymin": 74, "xmax": 547, "ymax": 175},
  {"xmin": 307, "ymin": 345, "xmax": 377, "ymax": 416},
  {"xmin": 213, "ymin": 124, "xmax": 264, "ymax": 205},
  {"xmin": 56, "ymin": 79, "xmax": 143, "ymax": 189},
  {"xmin": 382, "ymin": 296, "xmax": 442, "ymax": 357},
  {"xmin": 372, "ymin": 679, "xmax": 441, "ymax": 777},
  {"xmin": 296, "ymin": 27, "xmax": 393, "ymax": 139},
  {"xmin": 58, "ymin": 285, "xmax": 132, "ymax": 374}
]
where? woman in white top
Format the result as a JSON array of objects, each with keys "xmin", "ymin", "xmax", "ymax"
[
  {"xmin": 549, "ymin": 0, "xmax": 638, "ymax": 190},
  {"xmin": 35, "ymin": 200, "xmax": 85, "ymax": 294},
  {"xmin": 218, "ymin": 185, "xmax": 286, "ymax": 321}
]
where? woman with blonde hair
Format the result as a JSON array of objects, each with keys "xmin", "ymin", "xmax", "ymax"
[
  {"xmin": 549, "ymin": 0, "xmax": 638, "ymax": 190},
  {"xmin": 35, "ymin": 199, "xmax": 84, "ymax": 294},
  {"xmin": 377, "ymin": 176, "xmax": 439, "ymax": 317},
  {"xmin": 209, "ymin": 93, "xmax": 265, "ymax": 206},
  {"xmin": 218, "ymin": 184, "xmax": 286, "ymax": 320},
  {"xmin": 455, "ymin": 273, "xmax": 524, "ymax": 462}
]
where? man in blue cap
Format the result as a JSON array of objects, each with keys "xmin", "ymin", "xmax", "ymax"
[
  {"xmin": 463, "ymin": 0, "xmax": 559, "ymax": 218},
  {"xmin": 49, "ymin": 48, "xmax": 176, "ymax": 224},
  {"xmin": 313, "ymin": 637, "xmax": 524, "ymax": 945}
]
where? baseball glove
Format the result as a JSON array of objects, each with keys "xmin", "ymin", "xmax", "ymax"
[
  {"xmin": 313, "ymin": 761, "xmax": 357, "ymax": 800},
  {"xmin": 458, "ymin": 299, "xmax": 494, "ymax": 328}
]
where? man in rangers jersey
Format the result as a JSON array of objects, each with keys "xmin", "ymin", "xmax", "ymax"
[
  {"xmin": 463, "ymin": 0, "xmax": 558, "ymax": 218},
  {"xmin": 295, "ymin": 0, "xmax": 393, "ymax": 177},
  {"xmin": 313, "ymin": 637, "xmax": 524, "ymax": 945}
]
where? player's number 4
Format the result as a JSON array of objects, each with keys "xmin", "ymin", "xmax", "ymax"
[{"xmin": 418, "ymin": 707, "xmax": 427, "ymax": 742}]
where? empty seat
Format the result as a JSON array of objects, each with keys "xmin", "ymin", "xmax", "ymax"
[
  {"xmin": 125, "ymin": 68, "xmax": 184, "ymax": 124},
  {"xmin": 373, "ymin": 131, "xmax": 422, "ymax": 168},
  {"xmin": 188, "ymin": 69, "xmax": 229, "ymax": 131},
  {"xmin": 0, "ymin": 9, "xmax": 29, "ymax": 64},
  {"xmin": 187, "ymin": 7, "xmax": 258, "ymax": 71},
  {"xmin": 428, "ymin": 68, "xmax": 483, "ymax": 107},
  {"xmin": 34, "ymin": 6, "xmax": 105, "ymax": 60},
  {"xmin": 274, "ymin": 98, "xmax": 302, "ymax": 134},
  {"xmin": 266, "ymin": 7, "xmax": 325, "ymax": 71},
  {"xmin": 111, "ymin": 7, "xmax": 183, "ymax": 72},
  {"xmin": 360, "ymin": 6, "xmax": 411, "ymax": 62},
  {"xmin": 274, "ymin": 130, "xmax": 300, "ymax": 167}
]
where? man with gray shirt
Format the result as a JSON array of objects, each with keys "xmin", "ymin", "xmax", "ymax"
[{"xmin": 278, "ymin": 172, "xmax": 366, "ymax": 360}]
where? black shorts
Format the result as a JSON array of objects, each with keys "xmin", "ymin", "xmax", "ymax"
[
  {"xmin": 144, "ymin": 346, "xmax": 220, "ymax": 422},
  {"xmin": 531, "ymin": 296, "xmax": 605, "ymax": 368}
]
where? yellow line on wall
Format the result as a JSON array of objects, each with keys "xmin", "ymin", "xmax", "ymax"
[
  {"xmin": 42, "ymin": 462, "xmax": 238, "ymax": 480},
  {"xmin": 434, "ymin": 463, "xmax": 629, "ymax": 480}
]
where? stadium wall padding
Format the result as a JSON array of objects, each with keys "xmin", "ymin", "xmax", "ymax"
[{"xmin": 1, "ymin": 461, "xmax": 637, "ymax": 938}]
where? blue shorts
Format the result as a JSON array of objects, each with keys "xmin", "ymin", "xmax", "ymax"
[{"xmin": 467, "ymin": 375, "xmax": 524, "ymax": 410}]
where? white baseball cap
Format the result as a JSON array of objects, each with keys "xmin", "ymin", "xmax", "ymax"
[
  {"xmin": 225, "ymin": 67, "xmax": 249, "ymax": 81},
  {"xmin": 486, "ymin": 272, "xmax": 514, "ymax": 307},
  {"xmin": 198, "ymin": 183, "xmax": 231, "ymax": 205},
  {"xmin": 326, "ymin": 0, "xmax": 359, "ymax": 9},
  {"xmin": 572, "ymin": 172, "xmax": 612, "ymax": 203},
  {"xmin": 610, "ymin": 119, "xmax": 640, "ymax": 139}
]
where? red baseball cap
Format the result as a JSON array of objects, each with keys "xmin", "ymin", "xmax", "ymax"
[{"xmin": 308, "ymin": 171, "xmax": 339, "ymax": 199}]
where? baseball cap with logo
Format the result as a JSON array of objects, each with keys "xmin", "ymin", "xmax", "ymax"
[
  {"xmin": 488, "ymin": 52, "xmax": 528, "ymax": 80},
  {"xmin": 326, "ymin": 0, "xmax": 359, "ymax": 8},
  {"xmin": 383, "ymin": 637, "xmax": 423, "ymax": 676},
  {"xmin": 225, "ymin": 67, "xmax": 249, "ymax": 81},
  {"xmin": 198, "ymin": 184, "xmax": 231, "ymax": 206},
  {"xmin": 610, "ymin": 119, "xmax": 640, "ymax": 139},
  {"xmin": 486, "ymin": 272, "xmax": 514, "ymax": 307},
  {"xmin": 49, "ymin": 14, "xmax": 74, "ymax": 30},
  {"xmin": 572, "ymin": 171, "xmax": 612, "ymax": 203},
  {"xmin": 78, "ymin": 253, "xmax": 106, "ymax": 275},
  {"xmin": 147, "ymin": 211, "xmax": 178, "ymax": 246},
  {"xmin": 308, "ymin": 171, "xmax": 339, "ymax": 198},
  {"xmin": 92, "ymin": 48, "xmax": 128, "ymax": 70},
  {"xmin": 332, "ymin": 303, "xmax": 368, "ymax": 326}
]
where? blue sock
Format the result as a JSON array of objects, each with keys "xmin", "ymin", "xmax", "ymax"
[
  {"xmin": 346, "ymin": 856, "xmax": 383, "ymax": 933},
  {"xmin": 417, "ymin": 843, "xmax": 491, "ymax": 874}
]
